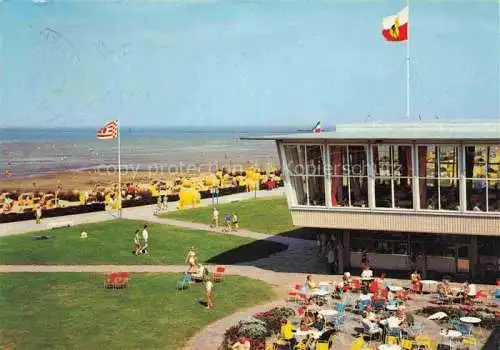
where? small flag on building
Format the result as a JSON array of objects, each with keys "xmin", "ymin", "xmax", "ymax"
[
  {"xmin": 312, "ymin": 121, "xmax": 321, "ymax": 134},
  {"xmin": 382, "ymin": 6, "xmax": 408, "ymax": 42},
  {"xmin": 97, "ymin": 120, "xmax": 118, "ymax": 140}
]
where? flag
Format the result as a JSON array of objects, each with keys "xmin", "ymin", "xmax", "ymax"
[
  {"xmin": 382, "ymin": 7, "xmax": 408, "ymax": 42},
  {"xmin": 312, "ymin": 121, "xmax": 321, "ymax": 134},
  {"xmin": 97, "ymin": 120, "xmax": 118, "ymax": 140}
]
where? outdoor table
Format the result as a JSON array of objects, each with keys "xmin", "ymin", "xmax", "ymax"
[
  {"xmin": 378, "ymin": 344, "xmax": 401, "ymax": 350},
  {"xmin": 309, "ymin": 290, "xmax": 330, "ymax": 297},
  {"xmin": 440, "ymin": 329, "xmax": 462, "ymax": 349},
  {"xmin": 460, "ymin": 316, "xmax": 481, "ymax": 324},
  {"xmin": 460, "ymin": 316, "xmax": 481, "ymax": 335},
  {"xmin": 421, "ymin": 280, "xmax": 438, "ymax": 293},
  {"xmin": 293, "ymin": 329, "xmax": 322, "ymax": 339},
  {"xmin": 390, "ymin": 286, "xmax": 403, "ymax": 292},
  {"xmin": 318, "ymin": 309, "xmax": 338, "ymax": 317}
]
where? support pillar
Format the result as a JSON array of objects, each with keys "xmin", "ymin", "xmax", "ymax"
[
  {"xmin": 469, "ymin": 236, "xmax": 478, "ymax": 279},
  {"xmin": 342, "ymin": 230, "xmax": 350, "ymax": 273}
]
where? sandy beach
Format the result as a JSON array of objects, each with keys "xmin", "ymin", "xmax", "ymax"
[{"xmin": 0, "ymin": 162, "xmax": 280, "ymax": 193}]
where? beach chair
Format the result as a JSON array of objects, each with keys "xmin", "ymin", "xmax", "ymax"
[
  {"xmin": 462, "ymin": 336, "xmax": 477, "ymax": 349},
  {"xmin": 213, "ymin": 266, "xmax": 226, "ymax": 282},
  {"xmin": 176, "ymin": 274, "xmax": 192, "ymax": 290},
  {"xmin": 104, "ymin": 272, "xmax": 129, "ymax": 289}
]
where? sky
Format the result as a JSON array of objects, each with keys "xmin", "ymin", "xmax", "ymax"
[{"xmin": 0, "ymin": 0, "xmax": 499, "ymax": 128}]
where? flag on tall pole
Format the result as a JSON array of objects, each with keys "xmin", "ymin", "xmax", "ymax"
[
  {"xmin": 96, "ymin": 120, "xmax": 118, "ymax": 139},
  {"xmin": 96, "ymin": 120, "xmax": 121, "ymax": 217},
  {"xmin": 382, "ymin": 6, "xmax": 408, "ymax": 42},
  {"xmin": 382, "ymin": 3, "xmax": 411, "ymax": 120},
  {"xmin": 312, "ymin": 121, "xmax": 321, "ymax": 134}
]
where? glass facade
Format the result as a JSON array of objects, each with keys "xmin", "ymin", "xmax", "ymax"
[
  {"xmin": 281, "ymin": 142, "xmax": 500, "ymax": 215},
  {"xmin": 464, "ymin": 145, "xmax": 500, "ymax": 212}
]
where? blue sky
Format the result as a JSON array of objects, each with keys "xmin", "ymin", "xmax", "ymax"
[{"xmin": 1, "ymin": 0, "xmax": 498, "ymax": 127}]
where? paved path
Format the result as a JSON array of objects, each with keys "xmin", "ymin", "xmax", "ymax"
[{"xmin": 0, "ymin": 188, "xmax": 284, "ymax": 237}]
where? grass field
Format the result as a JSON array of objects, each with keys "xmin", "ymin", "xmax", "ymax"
[
  {"xmin": 162, "ymin": 196, "xmax": 294, "ymax": 234},
  {"xmin": 0, "ymin": 219, "xmax": 287, "ymax": 265},
  {"xmin": 0, "ymin": 273, "xmax": 274, "ymax": 349}
]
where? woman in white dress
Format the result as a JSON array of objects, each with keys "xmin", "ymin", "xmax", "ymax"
[{"xmin": 185, "ymin": 246, "xmax": 197, "ymax": 273}]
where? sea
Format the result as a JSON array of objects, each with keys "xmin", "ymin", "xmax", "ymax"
[{"xmin": 0, "ymin": 127, "xmax": 296, "ymax": 179}]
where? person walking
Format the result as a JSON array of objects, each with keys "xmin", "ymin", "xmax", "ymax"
[
  {"xmin": 141, "ymin": 224, "xmax": 149, "ymax": 255},
  {"xmin": 35, "ymin": 204, "xmax": 42, "ymax": 224},
  {"xmin": 327, "ymin": 245, "xmax": 336, "ymax": 274},
  {"xmin": 211, "ymin": 207, "xmax": 219, "ymax": 228},
  {"xmin": 134, "ymin": 230, "xmax": 141, "ymax": 256},
  {"xmin": 205, "ymin": 277, "xmax": 214, "ymax": 310}
]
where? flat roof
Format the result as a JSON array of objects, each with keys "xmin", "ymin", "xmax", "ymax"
[{"xmin": 242, "ymin": 122, "xmax": 500, "ymax": 142}]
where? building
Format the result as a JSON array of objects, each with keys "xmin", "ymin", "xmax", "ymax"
[{"xmin": 244, "ymin": 122, "xmax": 500, "ymax": 281}]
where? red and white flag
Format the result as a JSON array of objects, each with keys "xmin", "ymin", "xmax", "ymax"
[
  {"xmin": 97, "ymin": 120, "xmax": 118, "ymax": 140},
  {"xmin": 382, "ymin": 7, "xmax": 408, "ymax": 42}
]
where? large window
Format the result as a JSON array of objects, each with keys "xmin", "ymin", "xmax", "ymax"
[
  {"xmin": 329, "ymin": 145, "xmax": 368, "ymax": 207},
  {"xmin": 465, "ymin": 145, "xmax": 500, "ymax": 212},
  {"xmin": 417, "ymin": 145, "xmax": 460, "ymax": 210},
  {"xmin": 283, "ymin": 144, "xmax": 325, "ymax": 206},
  {"xmin": 372, "ymin": 145, "xmax": 413, "ymax": 209}
]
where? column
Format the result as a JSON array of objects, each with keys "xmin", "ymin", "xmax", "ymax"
[
  {"xmin": 469, "ymin": 236, "xmax": 478, "ymax": 279},
  {"xmin": 324, "ymin": 142, "xmax": 332, "ymax": 208},
  {"xmin": 367, "ymin": 144, "xmax": 376, "ymax": 209},
  {"xmin": 342, "ymin": 230, "xmax": 350, "ymax": 273},
  {"xmin": 412, "ymin": 143, "xmax": 420, "ymax": 210},
  {"xmin": 418, "ymin": 146, "xmax": 427, "ymax": 208},
  {"xmin": 461, "ymin": 144, "xmax": 470, "ymax": 212},
  {"xmin": 277, "ymin": 142, "xmax": 295, "ymax": 207}
]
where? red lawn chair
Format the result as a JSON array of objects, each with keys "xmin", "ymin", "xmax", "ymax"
[
  {"xmin": 104, "ymin": 272, "xmax": 129, "ymax": 289},
  {"xmin": 352, "ymin": 279, "xmax": 362, "ymax": 292},
  {"xmin": 213, "ymin": 266, "xmax": 226, "ymax": 282}
]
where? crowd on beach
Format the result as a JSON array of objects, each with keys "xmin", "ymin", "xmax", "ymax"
[{"xmin": 0, "ymin": 167, "xmax": 282, "ymax": 218}]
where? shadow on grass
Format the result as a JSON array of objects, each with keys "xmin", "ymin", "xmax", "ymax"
[{"xmin": 206, "ymin": 240, "xmax": 288, "ymax": 265}]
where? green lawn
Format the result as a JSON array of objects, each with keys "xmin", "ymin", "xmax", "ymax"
[
  {"xmin": 0, "ymin": 220, "xmax": 258, "ymax": 265},
  {"xmin": 0, "ymin": 273, "xmax": 274, "ymax": 349},
  {"xmin": 162, "ymin": 196, "xmax": 294, "ymax": 234}
]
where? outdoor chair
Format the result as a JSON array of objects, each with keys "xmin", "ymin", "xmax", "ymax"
[
  {"xmin": 462, "ymin": 336, "xmax": 477, "ymax": 349},
  {"xmin": 372, "ymin": 298, "xmax": 386, "ymax": 311},
  {"xmin": 400, "ymin": 339, "xmax": 414, "ymax": 350},
  {"xmin": 361, "ymin": 320, "xmax": 382, "ymax": 341},
  {"xmin": 335, "ymin": 303, "xmax": 346, "ymax": 313},
  {"xmin": 458, "ymin": 323, "xmax": 472, "ymax": 336},
  {"xmin": 385, "ymin": 335, "xmax": 399, "ymax": 345},
  {"xmin": 352, "ymin": 279, "xmax": 362, "ymax": 292},
  {"xmin": 286, "ymin": 290, "xmax": 299, "ymax": 304},
  {"xmin": 213, "ymin": 266, "xmax": 226, "ymax": 282},
  {"xmin": 104, "ymin": 272, "xmax": 129, "ymax": 289},
  {"xmin": 350, "ymin": 336, "xmax": 365, "ymax": 350},
  {"xmin": 176, "ymin": 274, "xmax": 192, "ymax": 290},
  {"xmin": 355, "ymin": 299, "xmax": 371, "ymax": 313}
]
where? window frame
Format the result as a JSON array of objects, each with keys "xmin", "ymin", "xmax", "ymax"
[
  {"xmin": 328, "ymin": 144, "xmax": 369, "ymax": 208},
  {"xmin": 416, "ymin": 144, "xmax": 461, "ymax": 212},
  {"xmin": 372, "ymin": 144, "xmax": 413, "ymax": 210},
  {"xmin": 463, "ymin": 144, "xmax": 500, "ymax": 213},
  {"xmin": 282, "ymin": 142, "xmax": 326, "ymax": 207}
]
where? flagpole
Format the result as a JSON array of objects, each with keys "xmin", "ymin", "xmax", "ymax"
[
  {"xmin": 117, "ymin": 119, "xmax": 122, "ymax": 218},
  {"xmin": 406, "ymin": 0, "xmax": 411, "ymax": 120}
]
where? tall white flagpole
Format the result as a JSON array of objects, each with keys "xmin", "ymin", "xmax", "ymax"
[
  {"xmin": 117, "ymin": 119, "xmax": 122, "ymax": 218},
  {"xmin": 406, "ymin": 0, "xmax": 411, "ymax": 120}
]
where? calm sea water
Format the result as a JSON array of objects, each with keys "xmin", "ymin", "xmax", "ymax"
[{"xmin": 0, "ymin": 127, "xmax": 294, "ymax": 179}]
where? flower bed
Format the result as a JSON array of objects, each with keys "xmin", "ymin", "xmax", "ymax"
[
  {"xmin": 418, "ymin": 305, "xmax": 500, "ymax": 329},
  {"xmin": 220, "ymin": 306, "xmax": 296, "ymax": 350}
]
